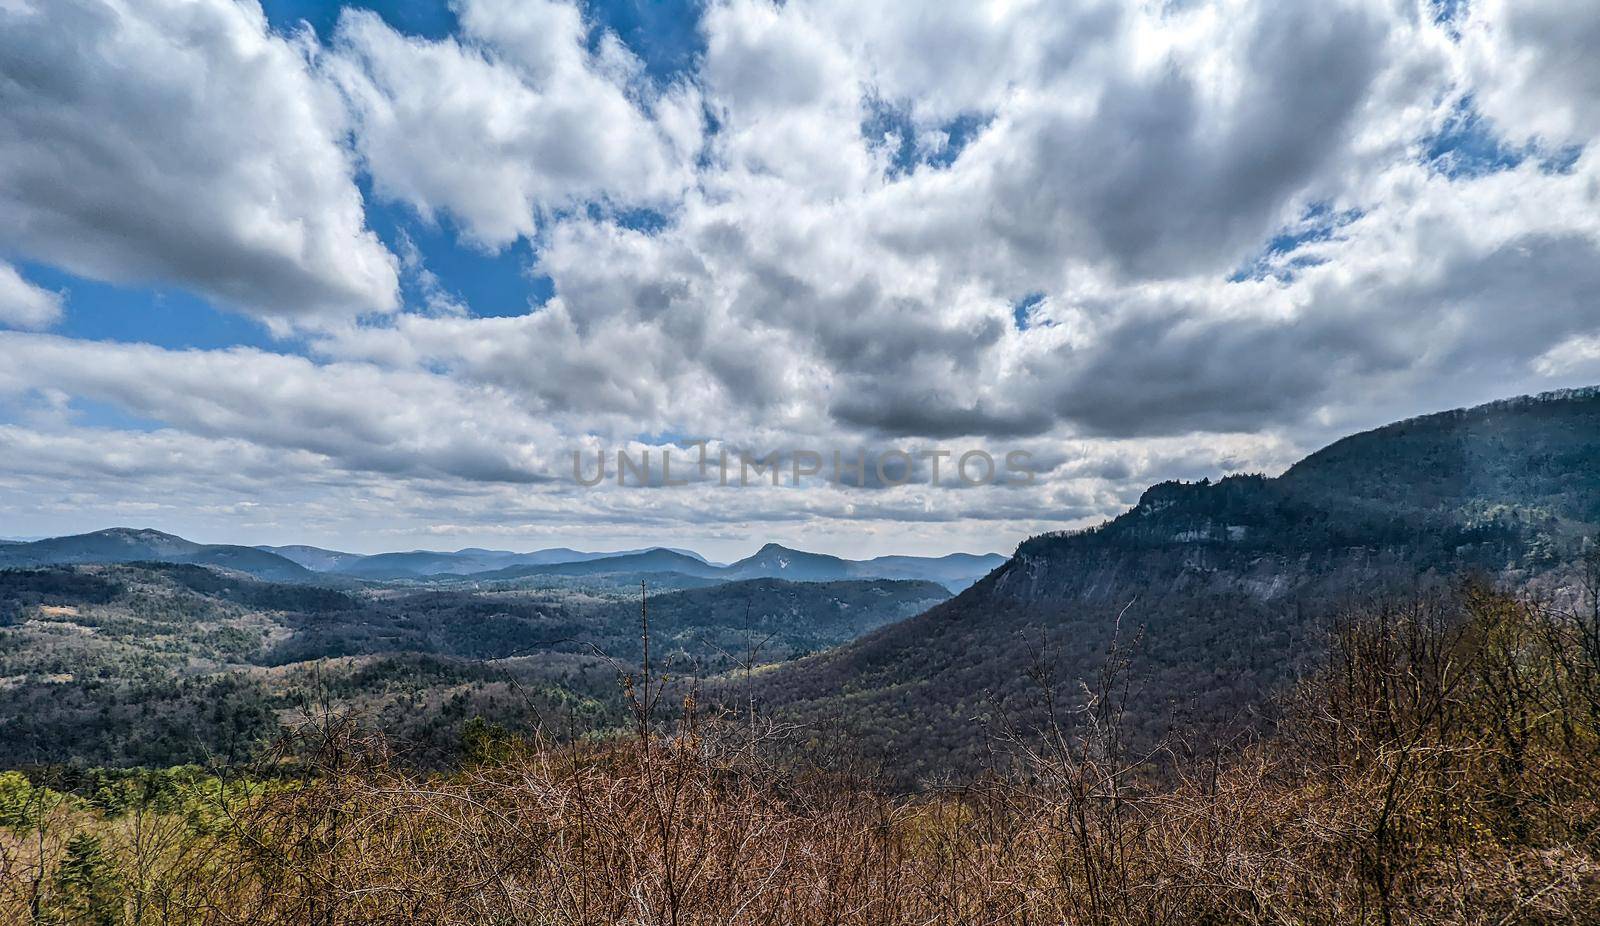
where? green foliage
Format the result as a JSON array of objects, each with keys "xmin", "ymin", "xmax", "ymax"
[
  {"xmin": 0, "ymin": 770, "xmax": 71, "ymax": 828},
  {"xmin": 461, "ymin": 715, "xmax": 514, "ymax": 763},
  {"xmin": 46, "ymin": 834, "xmax": 122, "ymax": 926}
]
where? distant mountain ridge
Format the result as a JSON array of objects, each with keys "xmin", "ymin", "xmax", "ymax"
[
  {"xmin": 0, "ymin": 528, "xmax": 314, "ymax": 582},
  {"xmin": 474, "ymin": 548, "xmax": 728, "ymax": 581},
  {"xmin": 5, "ymin": 530, "xmax": 1004, "ymax": 591},
  {"xmin": 430, "ymin": 543, "xmax": 1005, "ymax": 591},
  {"xmin": 721, "ymin": 544, "xmax": 1010, "ymax": 590},
  {"xmin": 255, "ymin": 545, "xmax": 368, "ymax": 573},
  {"xmin": 257, "ymin": 544, "xmax": 716, "ymax": 579}
]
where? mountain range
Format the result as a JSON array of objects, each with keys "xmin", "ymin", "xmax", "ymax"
[
  {"xmin": 8, "ymin": 386, "xmax": 1600, "ymax": 782},
  {"xmin": 0, "ymin": 530, "xmax": 1005, "ymax": 592},
  {"xmin": 257, "ymin": 543, "xmax": 717, "ymax": 579}
]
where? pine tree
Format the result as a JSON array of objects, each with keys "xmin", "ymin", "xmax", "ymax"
[{"xmin": 48, "ymin": 833, "xmax": 122, "ymax": 926}]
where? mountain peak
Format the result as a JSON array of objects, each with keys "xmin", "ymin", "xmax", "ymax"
[
  {"xmin": 0, "ymin": 527, "xmax": 312, "ymax": 581},
  {"xmin": 94, "ymin": 527, "xmax": 185, "ymax": 541}
]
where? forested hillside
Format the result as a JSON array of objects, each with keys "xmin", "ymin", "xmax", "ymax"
[
  {"xmin": 0, "ymin": 564, "xmax": 942, "ymax": 769},
  {"xmin": 7, "ymin": 584, "xmax": 1598, "ymax": 924},
  {"xmin": 752, "ymin": 388, "xmax": 1600, "ymax": 782}
]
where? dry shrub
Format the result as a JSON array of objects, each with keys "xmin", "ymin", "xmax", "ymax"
[{"xmin": 3, "ymin": 584, "xmax": 1599, "ymax": 925}]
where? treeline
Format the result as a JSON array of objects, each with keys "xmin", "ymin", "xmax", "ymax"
[
  {"xmin": 1023, "ymin": 473, "xmax": 1542, "ymax": 569},
  {"xmin": 3, "ymin": 581, "xmax": 1597, "ymax": 924}
]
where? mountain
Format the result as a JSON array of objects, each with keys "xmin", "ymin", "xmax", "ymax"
[
  {"xmin": 8, "ymin": 528, "xmax": 996, "ymax": 589},
  {"xmin": 636, "ymin": 547, "xmax": 717, "ymax": 565},
  {"xmin": 327, "ymin": 549, "xmax": 539, "ymax": 578},
  {"xmin": 717, "ymin": 544, "xmax": 1006, "ymax": 591},
  {"xmin": 469, "ymin": 548, "xmax": 729, "ymax": 581},
  {"xmin": 724, "ymin": 543, "xmax": 854, "ymax": 581},
  {"xmin": 751, "ymin": 387, "xmax": 1600, "ymax": 783},
  {"xmin": 0, "ymin": 530, "xmax": 1000, "ymax": 589},
  {"xmin": 477, "ymin": 543, "xmax": 1006, "ymax": 590},
  {"xmin": 719, "ymin": 543, "xmax": 1007, "ymax": 590},
  {"xmin": 317, "ymin": 545, "xmax": 716, "ymax": 579},
  {"xmin": 256, "ymin": 544, "xmax": 366, "ymax": 572},
  {"xmin": 0, "ymin": 528, "xmax": 315, "ymax": 582},
  {"xmin": 1278, "ymin": 386, "xmax": 1600, "ymax": 535},
  {"xmin": 856, "ymin": 552, "xmax": 1009, "ymax": 590},
  {"xmin": 321, "ymin": 548, "xmax": 582, "ymax": 579}
]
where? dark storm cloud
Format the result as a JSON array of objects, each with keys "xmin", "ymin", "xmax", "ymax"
[
  {"xmin": 829, "ymin": 393, "xmax": 1053, "ymax": 440},
  {"xmin": 918, "ymin": 1, "xmax": 1390, "ymax": 284},
  {"xmin": 1030, "ymin": 230, "xmax": 1600, "ymax": 439}
]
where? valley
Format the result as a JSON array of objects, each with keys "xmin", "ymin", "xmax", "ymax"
[
  {"xmin": 5, "ymin": 389, "xmax": 1600, "ymax": 924},
  {"xmin": 0, "ymin": 561, "xmax": 946, "ymax": 769},
  {"xmin": 5, "ymin": 387, "xmax": 1599, "ymax": 783}
]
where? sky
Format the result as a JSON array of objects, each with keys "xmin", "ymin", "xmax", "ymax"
[{"xmin": 1, "ymin": 0, "xmax": 1599, "ymax": 561}]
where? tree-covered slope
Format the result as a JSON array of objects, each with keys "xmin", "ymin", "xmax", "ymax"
[
  {"xmin": 1280, "ymin": 386, "xmax": 1600, "ymax": 532},
  {"xmin": 752, "ymin": 387, "xmax": 1600, "ymax": 783},
  {"xmin": 0, "ymin": 563, "xmax": 945, "ymax": 768}
]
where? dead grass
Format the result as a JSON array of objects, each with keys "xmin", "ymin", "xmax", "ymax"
[{"xmin": 3, "ymin": 583, "xmax": 1599, "ymax": 925}]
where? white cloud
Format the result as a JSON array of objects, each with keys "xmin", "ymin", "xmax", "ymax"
[
  {"xmin": 1534, "ymin": 334, "xmax": 1600, "ymax": 378},
  {"xmin": 2, "ymin": 0, "xmax": 1600, "ymax": 555},
  {"xmin": 1463, "ymin": 0, "xmax": 1600, "ymax": 145},
  {"xmin": 0, "ymin": 333, "xmax": 566, "ymax": 484},
  {"xmin": 327, "ymin": 0, "xmax": 702, "ymax": 250},
  {"xmin": 0, "ymin": 262, "xmax": 62, "ymax": 329},
  {"xmin": 286, "ymin": 0, "xmax": 1600, "ymax": 467},
  {"xmin": 0, "ymin": 0, "xmax": 398, "ymax": 323}
]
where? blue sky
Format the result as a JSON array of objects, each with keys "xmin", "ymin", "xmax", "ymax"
[
  {"xmin": 263, "ymin": 0, "xmax": 705, "ymax": 79},
  {"xmin": 0, "ymin": 0, "xmax": 1598, "ymax": 559},
  {"xmin": 268, "ymin": 0, "xmax": 707, "ymax": 328}
]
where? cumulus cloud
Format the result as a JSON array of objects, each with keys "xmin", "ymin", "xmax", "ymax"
[
  {"xmin": 0, "ymin": 262, "xmax": 62, "ymax": 329},
  {"xmin": 1463, "ymin": 0, "xmax": 1600, "ymax": 145},
  {"xmin": 0, "ymin": 333, "xmax": 566, "ymax": 484},
  {"xmin": 289, "ymin": 0, "xmax": 1600, "ymax": 509},
  {"xmin": 327, "ymin": 0, "xmax": 702, "ymax": 250},
  {"xmin": 0, "ymin": 0, "xmax": 398, "ymax": 323},
  {"xmin": 2, "ymin": 0, "xmax": 1600, "ymax": 556}
]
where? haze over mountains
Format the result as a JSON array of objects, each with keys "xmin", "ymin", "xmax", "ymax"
[
  {"xmin": 0, "ymin": 530, "xmax": 1006, "ymax": 592},
  {"xmin": 259, "ymin": 544, "xmax": 717, "ymax": 580}
]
